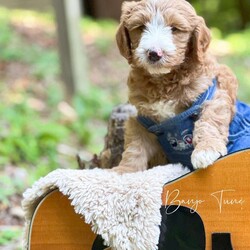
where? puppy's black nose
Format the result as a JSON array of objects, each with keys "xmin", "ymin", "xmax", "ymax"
[{"xmin": 148, "ymin": 50, "xmax": 162, "ymax": 62}]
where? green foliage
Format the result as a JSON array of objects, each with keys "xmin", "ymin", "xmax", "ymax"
[
  {"xmin": 73, "ymin": 86, "xmax": 115, "ymax": 120},
  {"xmin": 0, "ymin": 8, "xmax": 59, "ymax": 80},
  {"xmin": 212, "ymin": 28, "xmax": 250, "ymax": 103},
  {"xmin": 0, "ymin": 12, "xmax": 115, "ymax": 179},
  {"xmin": 27, "ymin": 47, "xmax": 59, "ymax": 81},
  {"xmin": 226, "ymin": 29, "xmax": 250, "ymax": 55},
  {"xmin": 81, "ymin": 17, "xmax": 117, "ymax": 37},
  {"xmin": 189, "ymin": 0, "xmax": 250, "ymax": 33},
  {"xmin": 81, "ymin": 17, "xmax": 118, "ymax": 54},
  {"xmin": 0, "ymin": 98, "xmax": 69, "ymax": 167},
  {"xmin": 0, "ymin": 228, "xmax": 22, "ymax": 246},
  {"xmin": 71, "ymin": 86, "xmax": 117, "ymax": 151},
  {"xmin": 0, "ymin": 175, "xmax": 24, "ymax": 205}
]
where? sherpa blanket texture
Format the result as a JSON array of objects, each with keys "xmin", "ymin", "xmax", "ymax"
[{"xmin": 23, "ymin": 164, "xmax": 189, "ymax": 250}]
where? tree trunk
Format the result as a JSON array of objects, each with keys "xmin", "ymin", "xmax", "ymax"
[
  {"xmin": 77, "ymin": 103, "xmax": 137, "ymax": 169},
  {"xmin": 237, "ymin": 0, "xmax": 250, "ymax": 29}
]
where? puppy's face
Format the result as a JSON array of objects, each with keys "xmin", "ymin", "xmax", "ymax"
[{"xmin": 116, "ymin": 0, "xmax": 211, "ymax": 75}]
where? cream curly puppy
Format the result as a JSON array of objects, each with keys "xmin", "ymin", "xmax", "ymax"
[{"xmin": 113, "ymin": 0, "xmax": 250, "ymax": 173}]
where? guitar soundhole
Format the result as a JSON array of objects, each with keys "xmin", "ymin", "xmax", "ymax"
[
  {"xmin": 158, "ymin": 205, "xmax": 206, "ymax": 250},
  {"xmin": 91, "ymin": 208, "xmax": 237, "ymax": 250},
  {"xmin": 92, "ymin": 235, "xmax": 109, "ymax": 250}
]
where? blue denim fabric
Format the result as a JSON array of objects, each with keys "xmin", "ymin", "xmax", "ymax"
[
  {"xmin": 227, "ymin": 100, "xmax": 250, "ymax": 153},
  {"xmin": 137, "ymin": 79, "xmax": 250, "ymax": 170}
]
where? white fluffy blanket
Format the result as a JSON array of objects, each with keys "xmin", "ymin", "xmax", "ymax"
[{"xmin": 22, "ymin": 164, "xmax": 189, "ymax": 250}]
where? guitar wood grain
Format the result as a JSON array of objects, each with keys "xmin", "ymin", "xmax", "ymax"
[
  {"xmin": 162, "ymin": 150, "xmax": 250, "ymax": 249},
  {"xmin": 28, "ymin": 190, "xmax": 96, "ymax": 250}
]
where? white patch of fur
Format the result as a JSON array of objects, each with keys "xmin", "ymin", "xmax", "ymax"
[
  {"xmin": 135, "ymin": 10, "xmax": 176, "ymax": 74},
  {"xmin": 147, "ymin": 67, "xmax": 172, "ymax": 75},
  {"xmin": 140, "ymin": 100, "xmax": 178, "ymax": 121},
  {"xmin": 191, "ymin": 149, "xmax": 222, "ymax": 169}
]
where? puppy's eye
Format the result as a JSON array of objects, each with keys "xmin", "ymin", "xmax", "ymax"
[
  {"xmin": 131, "ymin": 24, "xmax": 145, "ymax": 31},
  {"xmin": 171, "ymin": 27, "xmax": 179, "ymax": 32},
  {"xmin": 137, "ymin": 25, "xmax": 145, "ymax": 31}
]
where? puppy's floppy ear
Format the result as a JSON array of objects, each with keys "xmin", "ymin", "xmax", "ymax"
[
  {"xmin": 116, "ymin": 1, "xmax": 137, "ymax": 64},
  {"xmin": 116, "ymin": 22, "xmax": 132, "ymax": 63},
  {"xmin": 191, "ymin": 17, "xmax": 211, "ymax": 63}
]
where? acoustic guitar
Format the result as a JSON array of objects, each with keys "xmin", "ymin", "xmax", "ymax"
[{"xmin": 27, "ymin": 150, "xmax": 250, "ymax": 249}]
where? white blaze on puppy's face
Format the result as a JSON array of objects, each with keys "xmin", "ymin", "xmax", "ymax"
[
  {"xmin": 118, "ymin": 0, "xmax": 201, "ymax": 74},
  {"xmin": 135, "ymin": 10, "xmax": 176, "ymax": 75}
]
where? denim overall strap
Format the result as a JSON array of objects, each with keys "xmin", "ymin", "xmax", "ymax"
[
  {"xmin": 137, "ymin": 78, "xmax": 217, "ymax": 132},
  {"xmin": 192, "ymin": 78, "xmax": 217, "ymax": 107},
  {"xmin": 137, "ymin": 116, "xmax": 163, "ymax": 135}
]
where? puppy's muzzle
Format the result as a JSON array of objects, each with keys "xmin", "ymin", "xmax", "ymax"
[{"xmin": 147, "ymin": 49, "xmax": 163, "ymax": 63}]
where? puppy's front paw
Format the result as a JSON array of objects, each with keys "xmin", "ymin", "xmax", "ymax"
[{"xmin": 191, "ymin": 147, "xmax": 226, "ymax": 169}]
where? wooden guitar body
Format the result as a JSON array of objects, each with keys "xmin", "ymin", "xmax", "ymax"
[
  {"xmin": 162, "ymin": 149, "xmax": 250, "ymax": 249},
  {"xmin": 28, "ymin": 150, "xmax": 250, "ymax": 249},
  {"xmin": 28, "ymin": 190, "xmax": 96, "ymax": 250}
]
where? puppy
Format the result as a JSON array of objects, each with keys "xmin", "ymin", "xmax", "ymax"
[{"xmin": 113, "ymin": 0, "xmax": 250, "ymax": 173}]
